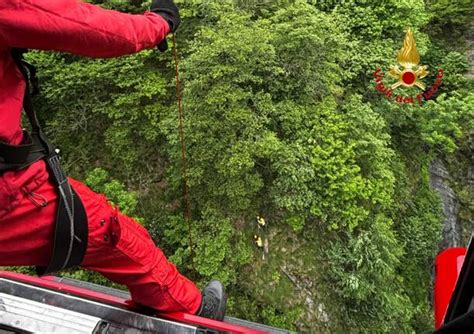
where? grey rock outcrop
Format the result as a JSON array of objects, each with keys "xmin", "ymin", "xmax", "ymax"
[
  {"xmin": 468, "ymin": 26, "xmax": 474, "ymax": 77},
  {"xmin": 429, "ymin": 159, "xmax": 460, "ymax": 248}
]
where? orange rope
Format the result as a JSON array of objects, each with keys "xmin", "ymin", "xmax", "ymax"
[{"xmin": 171, "ymin": 34, "xmax": 195, "ymax": 268}]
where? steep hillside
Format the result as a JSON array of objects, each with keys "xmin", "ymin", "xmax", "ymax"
[{"xmin": 14, "ymin": 0, "xmax": 473, "ymax": 332}]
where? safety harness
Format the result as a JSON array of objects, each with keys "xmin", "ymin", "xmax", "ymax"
[{"xmin": 0, "ymin": 49, "xmax": 88, "ymax": 275}]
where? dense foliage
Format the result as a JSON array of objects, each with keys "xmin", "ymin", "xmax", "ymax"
[{"xmin": 22, "ymin": 0, "xmax": 472, "ymax": 332}]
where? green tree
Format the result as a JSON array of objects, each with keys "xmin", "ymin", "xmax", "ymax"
[{"xmin": 19, "ymin": 0, "xmax": 472, "ymax": 331}]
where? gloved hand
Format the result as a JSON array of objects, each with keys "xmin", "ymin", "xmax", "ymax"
[{"xmin": 151, "ymin": 0, "xmax": 181, "ymax": 33}]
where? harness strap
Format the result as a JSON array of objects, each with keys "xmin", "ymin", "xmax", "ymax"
[
  {"xmin": 5, "ymin": 49, "xmax": 88, "ymax": 275},
  {"xmin": 38, "ymin": 154, "xmax": 88, "ymax": 275},
  {"xmin": 0, "ymin": 131, "xmax": 45, "ymax": 170}
]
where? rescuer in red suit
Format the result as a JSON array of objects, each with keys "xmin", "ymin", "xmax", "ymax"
[{"xmin": 0, "ymin": 0, "xmax": 226, "ymax": 320}]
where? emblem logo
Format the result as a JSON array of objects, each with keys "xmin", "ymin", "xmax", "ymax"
[
  {"xmin": 373, "ymin": 28, "xmax": 444, "ymax": 105},
  {"xmin": 388, "ymin": 28, "xmax": 429, "ymax": 90}
]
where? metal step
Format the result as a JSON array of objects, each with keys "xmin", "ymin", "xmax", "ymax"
[
  {"xmin": 0, "ymin": 292, "xmax": 103, "ymax": 333},
  {"xmin": 50, "ymin": 276, "xmax": 295, "ymax": 334},
  {"xmin": 0, "ymin": 277, "xmax": 198, "ymax": 333},
  {"xmin": 0, "ymin": 272, "xmax": 295, "ymax": 334},
  {"xmin": 224, "ymin": 317, "xmax": 293, "ymax": 334}
]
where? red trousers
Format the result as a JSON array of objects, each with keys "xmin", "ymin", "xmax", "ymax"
[{"xmin": 0, "ymin": 160, "xmax": 201, "ymax": 314}]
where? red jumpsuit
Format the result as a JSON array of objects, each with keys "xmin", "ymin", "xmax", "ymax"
[{"xmin": 0, "ymin": 0, "xmax": 201, "ymax": 314}]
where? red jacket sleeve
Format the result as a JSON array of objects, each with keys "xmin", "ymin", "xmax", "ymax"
[{"xmin": 0, "ymin": 0, "xmax": 170, "ymax": 58}]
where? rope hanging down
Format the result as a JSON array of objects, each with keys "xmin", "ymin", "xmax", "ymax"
[{"xmin": 171, "ymin": 34, "xmax": 195, "ymax": 266}]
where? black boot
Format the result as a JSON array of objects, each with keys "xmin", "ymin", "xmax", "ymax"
[{"xmin": 197, "ymin": 280, "xmax": 227, "ymax": 321}]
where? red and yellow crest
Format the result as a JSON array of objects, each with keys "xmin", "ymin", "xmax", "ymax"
[{"xmin": 388, "ymin": 28, "xmax": 429, "ymax": 90}]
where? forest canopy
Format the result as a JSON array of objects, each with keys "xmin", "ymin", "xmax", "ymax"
[{"xmin": 22, "ymin": 0, "xmax": 473, "ymax": 332}]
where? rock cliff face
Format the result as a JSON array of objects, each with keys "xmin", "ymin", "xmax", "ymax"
[
  {"xmin": 429, "ymin": 159, "xmax": 460, "ymax": 248},
  {"xmin": 468, "ymin": 28, "xmax": 474, "ymax": 77},
  {"xmin": 430, "ymin": 26, "xmax": 474, "ymax": 248}
]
